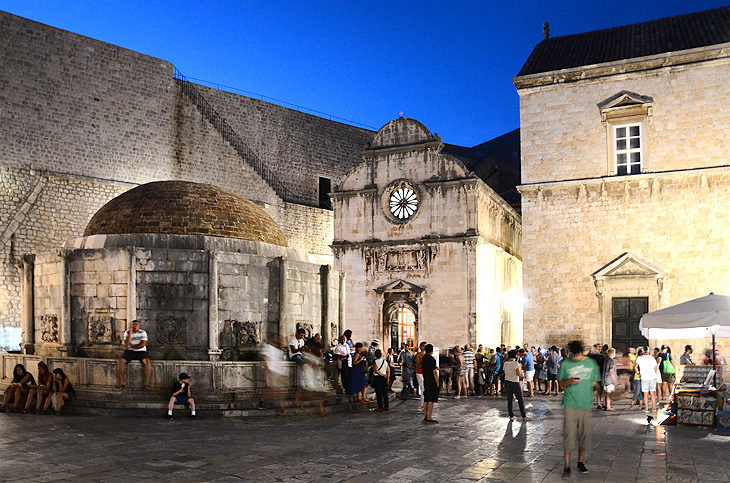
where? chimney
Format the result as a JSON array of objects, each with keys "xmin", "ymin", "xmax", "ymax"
[{"xmin": 543, "ymin": 22, "xmax": 550, "ymax": 40}]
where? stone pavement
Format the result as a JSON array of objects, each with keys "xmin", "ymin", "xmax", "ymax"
[{"xmin": 0, "ymin": 394, "xmax": 728, "ymax": 482}]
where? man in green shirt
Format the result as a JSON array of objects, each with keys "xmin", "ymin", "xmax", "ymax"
[{"xmin": 558, "ymin": 340, "xmax": 600, "ymax": 477}]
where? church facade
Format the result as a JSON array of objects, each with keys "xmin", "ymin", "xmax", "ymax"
[
  {"xmin": 514, "ymin": 6, "xmax": 730, "ymax": 352},
  {"xmin": 332, "ymin": 118, "xmax": 522, "ymax": 350}
]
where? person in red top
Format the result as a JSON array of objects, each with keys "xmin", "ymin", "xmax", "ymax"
[{"xmin": 416, "ymin": 341, "xmax": 426, "ymax": 408}]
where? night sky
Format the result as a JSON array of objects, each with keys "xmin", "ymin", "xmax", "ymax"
[{"xmin": 1, "ymin": 1, "xmax": 728, "ymax": 146}]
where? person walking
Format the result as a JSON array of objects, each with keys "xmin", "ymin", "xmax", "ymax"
[
  {"xmin": 558, "ymin": 340, "xmax": 600, "ymax": 477},
  {"xmin": 630, "ymin": 348, "xmax": 645, "ymax": 410},
  {"xmin": 504, "ymin": 350, "xmax": 530, "ymax": 421},
  {"xmin": 422, "ymin": 344, "xmax": 439, "ymax": 424}
]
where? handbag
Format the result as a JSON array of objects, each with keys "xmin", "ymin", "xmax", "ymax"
[
  {"xmin": 662, "ymin": 358, "xmax": 676, "ymax": 374},
  {"xmin": 360, "ymin": 360, "xmax": 368, "ymax": 374}
]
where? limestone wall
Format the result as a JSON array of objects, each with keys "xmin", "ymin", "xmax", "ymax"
[
  {"xmin": 32, "ymin": 252, "xmax": 65, "ymax": 353},
  {"xmin": 197, "ymin": 85, "xmax": 374, "ymax": 205},
  {"xmin": 69, "ymin": 248, "xmax": 130, "ymax": 357},
  {"xmin": 519, "ymin": 57, "xmax": 730, "ymax": 184},
  {"xmin": 520, "ymin": 170, "xmax": 730, "ymax": 348},
  {"xmin": 0, "ymin": 12, "xmax": 354, "ymax": 331}
]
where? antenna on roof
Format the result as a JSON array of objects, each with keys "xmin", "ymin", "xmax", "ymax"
[{"xmin": 543, "ymin": 22, "xmax": 550, "ymax": 40}]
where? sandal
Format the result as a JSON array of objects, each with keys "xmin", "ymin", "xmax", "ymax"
[
  {"xmin": 145, "ymin": 385, "xmax": 151, "ymax": 390},
  {"xmin": 39, "ymin": 410, "xmax": 46, "ymax": 415},
  {"xmin": 0, "ymin": 407, "xmax": 6, "ymax": 413},
  {"xmin": 55, "ymin": 411, "xmax": 62, "ymax": 416}
]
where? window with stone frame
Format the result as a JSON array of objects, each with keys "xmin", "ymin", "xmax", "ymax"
[
  {"xmin": 614, "ymin": 123, "xmax": 642, "ymax": 175},
  {"xmin": 599, "ymin": 91, "xmax": 653, "ymax": 177}
]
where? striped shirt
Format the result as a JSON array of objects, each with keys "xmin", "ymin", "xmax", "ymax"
[
  {"xmin": 463, "ymin": 350, "xmax": 475, "ymax": 369},
  {"xmin": 123, "ymin": 329, "xmax": 148, "ymax": 351}
]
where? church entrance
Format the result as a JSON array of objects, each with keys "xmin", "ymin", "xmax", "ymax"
[
  {"xmin": 611, "ymin": 297, "xmax": 648, "ymax": 353},
  {"xmin": 389, "ymin": 306, "xmax": 416, "ymax": 351},
  {"xmin": 375, "ymin": 279, "xmax": 423, "ymax": 352}
]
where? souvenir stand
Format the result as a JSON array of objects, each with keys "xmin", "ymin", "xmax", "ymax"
[{"xmin": 639, "ymin": 293, "xmax": 730, "ymax": 430}]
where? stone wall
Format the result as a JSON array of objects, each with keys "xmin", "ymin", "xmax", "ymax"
[
  {"xmin": 26, "ymin": 234, "xmax": 343, "ymax": 360},
  {"xmin": 69, "ymin": 248, "xmax": 130, "ymax": 357},
  {"xmin": 520, "ymin": 170, "xmax": 730, "ymax": 349},
  {"xmin": 197, "ymin": 85, "xmax": 374, "ymax": 206},
  {"xmin": 519, "ymin": 56, "xmax": 730, "ymax": 185},
  {"xmin": 0, "ymin": 12, "xmax": 357, "ymax": 331}
]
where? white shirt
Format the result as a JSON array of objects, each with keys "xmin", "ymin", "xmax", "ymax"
[
  {"xmin": 636, "ymin": 354, "xmax": 658, "ymax": 380},
  {"xmin": 373, "ymin": 358, "xmax": 388, "ymax": 377},
  {"xmin": 123, "ymin": 329, "xmax": 148, "ymax": 352},
  {"xmin": 504, "ymin": 360, "xmax": 522, "ymax": 383},
  {"xmin": 262, "ymin": 343, "xmax": 288, "ymax": 376},
  {"xmin": 334, "ymin": 342, "xmax": 352, "ymax": 368},
  {"xmin": 288, "ymin": 336, "xmax": 304, "ymax": 359}
]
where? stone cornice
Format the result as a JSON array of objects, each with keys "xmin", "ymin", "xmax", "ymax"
[
  {"xmin": 513, "ymin": 43, "xmax": 730, "ymax": 90},
  {"xmin": 330, "ymin": 187, "xmax": 377, "ymax": 200},
  {"xmin": 518, "ymin": 165, "xmax": 730, "ymax": 193},
  {"xmin": 362, "ymin": 139, "xmax": 443, "ymax": 157},
  {"xmin": 331, "ymin": 234, "xmax": 480, "ymax": 250}
]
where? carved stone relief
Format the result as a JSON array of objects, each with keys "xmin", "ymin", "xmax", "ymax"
[
  {"xmin": 88, "ymin": 315, "xmax": 113, "ymax": 344},
  {"xmin": 364, "ymin": 246, "xmax": 436, "ymax": 273},
  {"xmin": 238, "ymin": 321, "xmax": 261, "ymax": 347},
  {"xmin": 157, "ymin": 317, "xmax": 185, "ymax": 345},
  {"xmin": 40, "ymin": 314, "xmax": 59, "ymax": 343},
  {"xmin": 296, "ymin": 322, "xmax": 314, "ymax": 339}
]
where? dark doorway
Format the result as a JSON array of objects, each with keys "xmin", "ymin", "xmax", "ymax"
[
  {"xmin": 319, "ymin": 177, "xmax": 332, "ymax": 210},
  {"xmin": 612, "ymin": 297, "xmax": 649, "ymax": 353}
]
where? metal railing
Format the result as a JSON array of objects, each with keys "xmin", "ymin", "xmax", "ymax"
[{"xmin": 173, "ymin": 67, "xmax": 307, "ymax": 205}]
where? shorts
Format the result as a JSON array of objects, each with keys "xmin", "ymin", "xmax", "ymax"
[
  {"xmin": 121, "ymin": 350, "xmax": 149, "ymax": 363},
  {"xmin": 661, "ymin": 372, "xmax": 676, "ymax": 384},
  {"xmin": 174, "ymin": 396, "xmax": 191, "ymax": 406},
  {"xmin": 564, "ymin": 406, "xmax": 591, "ymax": 451},
  {"xmin": 547, "ymin": 372, "xmax": 557, "ymax": 381},
  {"xmin": 525, "ymin": 370, "xmax": 535, "ymax": 382},
  {"xmin": 641, "ymin": 378, "xmax": 657, "ymax": 393}
]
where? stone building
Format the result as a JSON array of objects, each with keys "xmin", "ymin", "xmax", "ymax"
[
  {"xmin": 333, "ymin": 118, "xmax": 522, "ymax": 350},
  {"xmin": 514, "ymin": 6, "xmax": 730, "ymax": 352},
  {"xmin": 0, "ymin": 10, "xmax": 373, "ymax": 340},
  {"xmin": 21, "ymin": 181, "xmax": 341, "ymax": 362},
  {"xmin": 0, "ymin": 10, "xmax": 520, "ymax": 349}
]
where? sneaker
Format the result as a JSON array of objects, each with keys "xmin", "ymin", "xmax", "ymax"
[
  {"xmin": 596, "ymin": 404, "xmax": 603, "ymax": 410},
  {"xmin": 577, "ymin": 462, "xmax": 588, "ymax": 474},
  {"xmin": 257, "ymin": 401, "xmax": 265, "ymax": 410},
  {"xmin": 509, "ymin": 416, "xmax": 516, "ymax": 421},
  {"xmin": 522, "ymin": 416, "xmax": 531, "ymax": 421},
  {"xmin": 426, "ymin": 419, "xmax": 439, "ymax": 424},
  {"xmin": 562, "ymin": 467, "xmax": 571, "ymax": 478},
  {"xmin": 166, "ymin": 414, "xmax": 173, "ymax": 420},
  {"xmin": 190, "ymin": 414, "xmax": 196, "ymax": 420}
]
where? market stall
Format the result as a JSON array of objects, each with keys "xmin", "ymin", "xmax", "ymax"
[{"xmin": 639, "ymin": 293, "xmax": 730, "ymax": 428}]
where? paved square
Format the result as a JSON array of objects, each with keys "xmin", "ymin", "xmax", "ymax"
[{"xmin": 0, "ymin": 395, "xmax": 728, "ymax": 482}]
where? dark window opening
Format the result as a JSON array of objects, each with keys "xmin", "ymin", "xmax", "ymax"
[{"xmin": 319, "ymin": 177, "xmax": 332, "ymax": 210}]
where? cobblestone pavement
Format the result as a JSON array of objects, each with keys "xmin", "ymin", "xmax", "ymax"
[{"xmin": 0, "ymin": 394, "xmax": 728, "ymax": 482}]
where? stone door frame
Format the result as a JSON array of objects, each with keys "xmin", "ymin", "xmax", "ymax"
[
  {"xmin": 591, "ymin": 252, "xmax": 665, "ymax": 345},
  {"xmin": 374, "ymin": 279, "xmax": 424, "ymax": 351}
]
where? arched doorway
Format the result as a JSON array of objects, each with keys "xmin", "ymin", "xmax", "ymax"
[
  {"xmin": 375, "ymin": 279, "xmax": 424, "ymax": 352},
  {"xmin": 389, "ymin": 305, "xmax": 416, "ymax": 351}
]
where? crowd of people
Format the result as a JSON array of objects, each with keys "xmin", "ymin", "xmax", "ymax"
[{"xmin": 3, "ymin": 318, "xmax": 727, "ymax": 427}]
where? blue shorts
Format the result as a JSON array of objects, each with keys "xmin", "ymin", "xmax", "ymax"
[{"xmin": 175, "ymin": 396, "xmax": 191, "ymax": 406}]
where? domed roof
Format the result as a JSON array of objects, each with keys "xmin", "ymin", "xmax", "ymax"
[
  {"xmin": 85, "ymin": 181, "xmax": 287, "ymax": 247},
  {"xmin": 371, "ymin": 117, "xmax": 436, "ymax": 148}
]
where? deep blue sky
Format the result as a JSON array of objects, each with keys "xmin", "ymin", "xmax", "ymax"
[{"xmin": 1, "ymin": 1, "xmax": 728, "ymax": 146}]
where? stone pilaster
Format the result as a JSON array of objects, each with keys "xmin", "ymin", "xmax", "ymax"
[
  {"xmin": 21, "ymin": 254, "xmax": 35, "ymax": 354},
  {"xmin": 207, "ymin": 250, "xmax": 221, "ymax": 361}
]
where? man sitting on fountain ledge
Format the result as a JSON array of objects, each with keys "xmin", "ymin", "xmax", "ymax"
[{"xmin": 117, "ymin": 320, "xmax": 152, "ymax": 390}]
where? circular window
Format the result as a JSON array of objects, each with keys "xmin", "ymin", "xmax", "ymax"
[
  {"xmin": 389, "ymin": 186, "xmax": 419, "ymax": 220},
  {"xmin": 382, "ymin": 180, "xmax": 420, "ymax": 224}
]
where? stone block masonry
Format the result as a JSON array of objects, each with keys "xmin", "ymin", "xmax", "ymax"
[{"xmin": 0, "ymin": 11, "xmax": 364, "ymax": 330}]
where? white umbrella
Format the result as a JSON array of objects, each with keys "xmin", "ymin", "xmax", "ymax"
[{"xmin": 639, "ymin": 293, "xmax": 730, "ymax": 386}]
